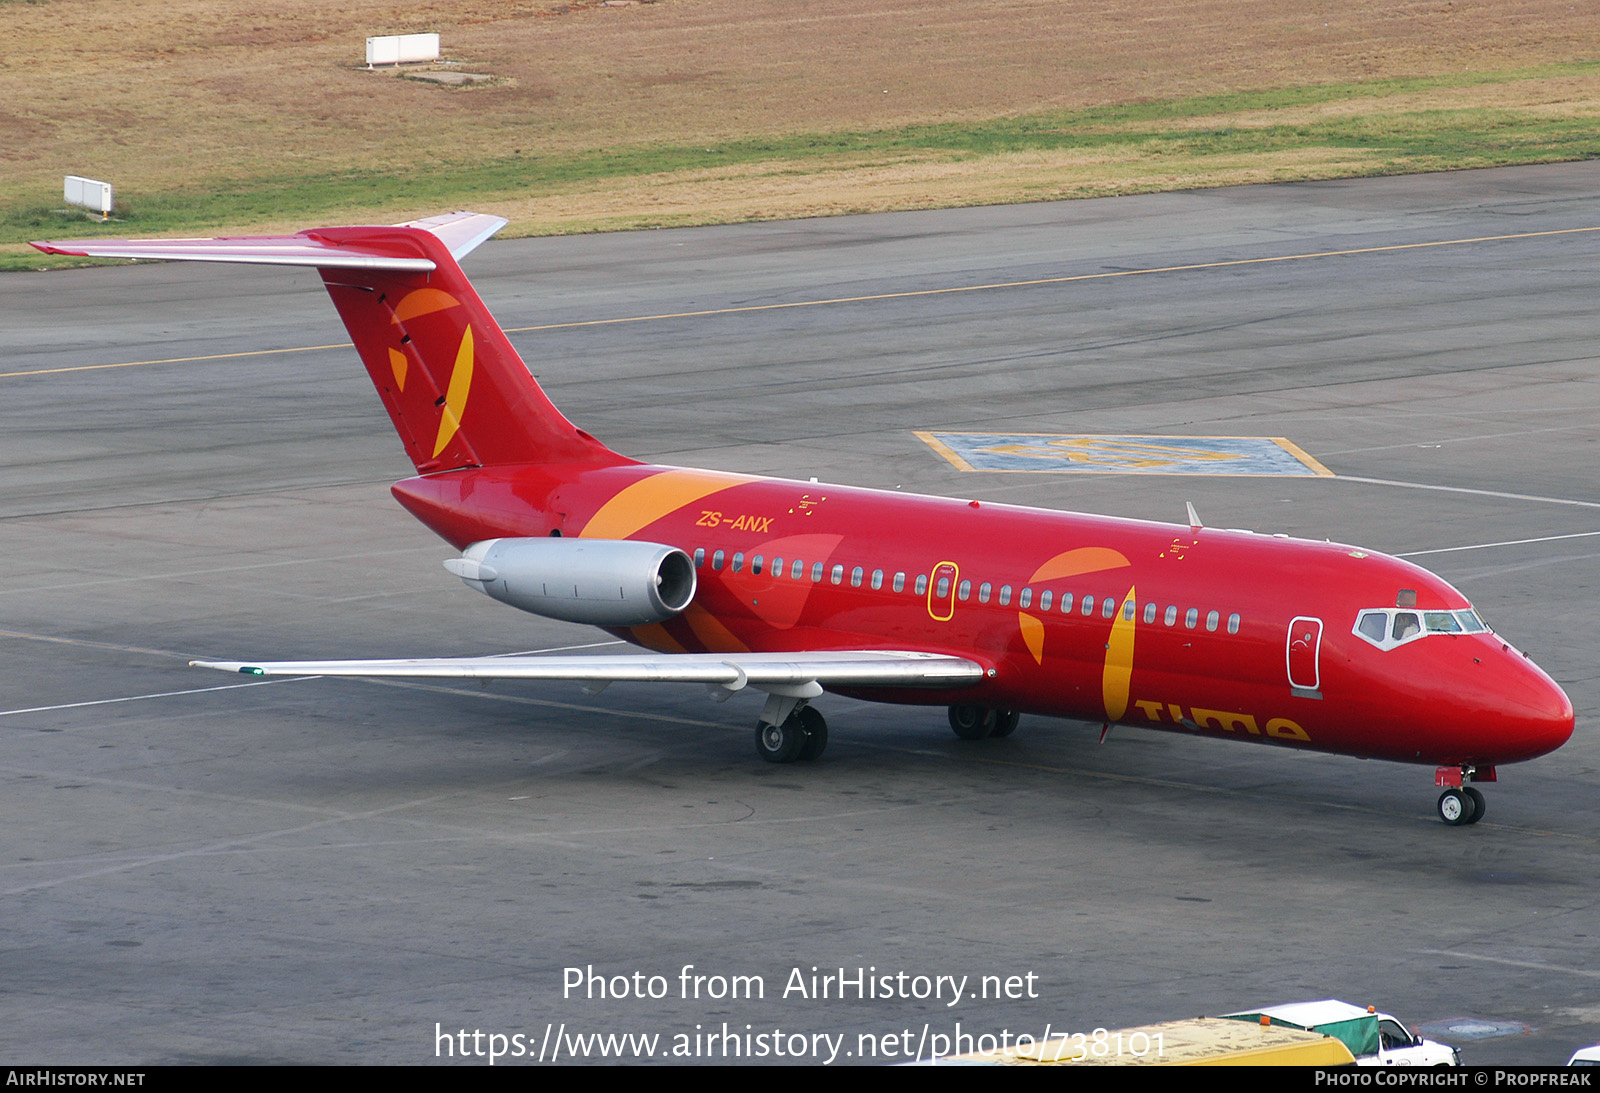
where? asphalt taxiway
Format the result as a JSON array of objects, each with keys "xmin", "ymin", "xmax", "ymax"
[{"xmin": 3, "ymin": 163, "xmax": 1599, "ymax": 1064}]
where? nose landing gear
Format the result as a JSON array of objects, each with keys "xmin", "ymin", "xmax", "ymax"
[
  {"xmin": 1435, "ymin": 765, "xmax": 1494, "ymax": 825},
  {"xmin": 1437, "ymin": 787, "xmax": 1486, "ymax": 826}
]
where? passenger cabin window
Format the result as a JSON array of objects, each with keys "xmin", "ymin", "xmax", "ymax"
[
  {"xmin": 999, "ymin": 585, "xmax": 1012, "ymax": 606},
  {"xmin": 694, "ymin": 548, "xmax": 706, "ymax": 567},
  {"xmin": 1227, "ymin": 613, "xmax": 1241, "ymax": 635},
  {"xmin": 893, "ymin": 572, "xmax": 906, "ymax": 593},
  {"xmin": 791, "ymin": 559, "xmax": 804, "ymax": 580},
  {"xmin": 812, "ymin": 562, "xmax": 824, "ymax": 583},
  {"xmin": 1039, "ymin": 590, "xmax": 1053, "ymax": 612},
  {"xmin": 1143, "ymin": 603, "xmax": 1157, "ymax": 624},
  {"xmin": 1121, "ymin": 599, "xmax": 1135, "ymax": 621},
  {"xmin": 1165, "ymin": 605, "xmax": 1178, "ymax": 627},
  {"xmin": 1206, "ymin": 610, "xmax": 1219, "ymax": 632},
  {"xmin": 1019, "ymin": 588, "xmax": 1032, "ymax": 609},
  {"xmin": 978, "ymin": 582, "xmax": 991, "ymax": 604},
  {"xmin": 958, "ymin": 580, "xmax": 971, "ymax": 601},
  {"xmin": 831, "ymin": 565, "xmax": 844, "ymax": 585},
  {"xmin": 732, "ymin": 552, "xmax": 744, "ymax": 573},
  {"xmin": 1184, "ymin": 607, "xmax": 1198, "ymax": 629},
  {"xmin": 871, "ymin": 569, "xmax": 884, "ymax": 590},
  {"xmin": 851, "ymin": 566, "xmax": 864, "ymax": 588},
  {"xmin": 1102, "ymin": 597, "xmax": 1116, "ymax": 619},
  {"xmin": 751, "ymin": 555, "xmax": 763, "ymax": 576},
  {"xmin": 915, "ymin": 574, "xmax": 928, "ymax": 595},
  {"xmin": 712, "ymin": 550, "xmax": 725, "ymax": 571}
]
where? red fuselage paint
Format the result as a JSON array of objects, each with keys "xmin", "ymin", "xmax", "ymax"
[{"xmin": 392, "ymin": 462, "xmax": 1575, "ymax": 768}]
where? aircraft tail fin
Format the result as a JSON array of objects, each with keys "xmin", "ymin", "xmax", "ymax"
[{"xmin": 34, "ymin": 212, "xmax": 627, "ymax": 474}]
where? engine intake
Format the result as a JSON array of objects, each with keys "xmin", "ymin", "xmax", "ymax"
[{"xmin": 444, "ymin": 538, "xmax": 696, "ymax": 626}]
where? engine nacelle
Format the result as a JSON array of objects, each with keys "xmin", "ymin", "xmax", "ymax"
[{"xmin": 443, "ymin": 538, "xmax": 696, "ymax": 627}]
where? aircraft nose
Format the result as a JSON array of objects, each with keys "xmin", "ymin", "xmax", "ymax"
[
  {"xmin": 1533, "ymin": 676, "xmax": 1576, "ymax": 755},
  {"xmin": 1495, "ymin": 655, "xmax": 1575, "ymax": 761}
]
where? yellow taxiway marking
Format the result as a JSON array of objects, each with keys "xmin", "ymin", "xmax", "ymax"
[
  {"xmin": 0, "ymin": 342, "xmax": 353, "ymax": 380},
  {"xmin": 509, "ymin": 225, "xmax": 1600, "ymax": 333},
  {"xmin": 8, "ymin": 224, "xmax": 1600, "ymax": 380}
]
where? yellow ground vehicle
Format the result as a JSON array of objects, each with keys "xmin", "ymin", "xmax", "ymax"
[{"xmin": 939, "ymin": 1016, "xmax": 1356, "ymax": 1065}]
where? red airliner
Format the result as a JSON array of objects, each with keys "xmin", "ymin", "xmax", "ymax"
[{"xmin": 35, "ymin": 213, "xmax": 1575, "ymax": 825}]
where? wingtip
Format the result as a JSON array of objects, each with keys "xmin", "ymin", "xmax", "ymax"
[{"xmin": 189, "ymin": 660, "xmax": 262, "ymax": 675}]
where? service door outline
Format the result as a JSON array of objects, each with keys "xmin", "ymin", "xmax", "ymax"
[{"xmin": 1287, "ymin": 615, "xmax": 1324, "ymax": 699}]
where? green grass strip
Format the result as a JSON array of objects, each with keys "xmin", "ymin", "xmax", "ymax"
[{"xmin": 7, "ymin": 60, "xmax": 1598, "ymax": 269}]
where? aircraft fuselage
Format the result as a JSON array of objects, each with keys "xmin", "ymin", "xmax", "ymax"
[{"xmin": 391, "ymin": 461, "xmax": 1575, "ymax": 770}]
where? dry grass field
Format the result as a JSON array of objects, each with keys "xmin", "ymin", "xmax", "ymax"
[{"xmin": 3, "ymin": 0, "xmax": 1599, "ymax": 259}]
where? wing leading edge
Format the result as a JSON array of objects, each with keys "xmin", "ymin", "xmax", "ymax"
[{"xmin": 191, "ymin": 650, "xmax": 985, "ymax": 691}]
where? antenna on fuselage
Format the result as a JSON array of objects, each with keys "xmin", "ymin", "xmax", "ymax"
[{"xmin": 1186, "ymin": 501, "xmax": 1202, "ymax": 534}]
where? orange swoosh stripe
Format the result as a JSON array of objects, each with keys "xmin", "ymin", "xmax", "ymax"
[{"xmin": 580, "ymin": 468, "xmax": 761, "ymax": 540}]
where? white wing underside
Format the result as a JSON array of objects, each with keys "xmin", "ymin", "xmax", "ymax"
[{"xmin": 191, "ymin": 650, "xmax": 984, "ymax": 694}]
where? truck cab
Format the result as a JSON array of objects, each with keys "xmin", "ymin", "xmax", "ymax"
[{"xmin": 1223, "ymin": 1000, "xmax": 1459, "ymax": 1066}]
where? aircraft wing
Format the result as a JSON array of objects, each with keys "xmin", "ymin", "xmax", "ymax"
[{"xmin": 190, "ymin": 650, "xmax": 985, "ymax": 692}]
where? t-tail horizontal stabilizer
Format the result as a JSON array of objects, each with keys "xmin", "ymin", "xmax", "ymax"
[
  {"xmin": 34, "ymin": 212, "xmax": 626, "ymax": 475},
  {"xmin": 32, "ymin": 211, "xmax": 507, "ymax": 269}
]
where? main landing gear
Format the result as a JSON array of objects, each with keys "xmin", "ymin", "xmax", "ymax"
[
  {"xmin": 756, "ymin": 701, "xmax": 1025, "ymax": 762},
  {"xmin": 947, "ymin": 704, "xmax": 1020, "ymax": 740},
  {"xmin": 754, "ymin": 703, "xmax": 827, "ymax": 763},
  {"xmin": 1435, "ymin": 764, "xmax": 1495, "ymax": 826}
]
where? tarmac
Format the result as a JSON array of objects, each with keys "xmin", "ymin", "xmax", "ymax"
[{"xmin": 2, "ymin": 162, "xmax": 1598, "ymax": 1064}]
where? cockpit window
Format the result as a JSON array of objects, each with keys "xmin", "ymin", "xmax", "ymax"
[
  {"xmin": 1357, "ymin": 611, "xmax": 1387, "ymax": 643},
  {"xmin": 1354, "ymin": 606, "xmax": 1492, "ymax": 650},
  {"xmin": 1424, "ymin": 611, "xmax": 1462, "ymax": 633}
]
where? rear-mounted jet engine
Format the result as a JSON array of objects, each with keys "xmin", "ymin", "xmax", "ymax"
[{"xmin": 444, "ymin": 538, "xmax": 696, "ymax": 626}]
